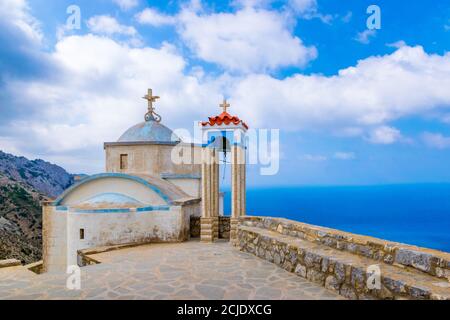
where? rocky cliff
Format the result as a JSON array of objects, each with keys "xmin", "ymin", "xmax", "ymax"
[
  {"xmin": 0, "ymin": 151, "xmax": 74, "ymax": 263},
  {"xmin": 0, "ymin": 151, "xmax": 73, "ymax": 198}
]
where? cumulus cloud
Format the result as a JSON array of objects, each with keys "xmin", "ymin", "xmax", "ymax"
[
  {"xmin": 233, "ymin": 0, "xmax": 334, "ymax": 23},
  {"xmin": 230, "ymin": 45, "xmax": 450, "ymax": 131},
  {"xmin": 113, "ymin": 0, "xmax": 139, "ymax": 11},
  {"xmin": 3, "ymin": 1, "xmax": 450, "ymax": 172},
  {"xmin": 0, "ymin": 0, "xmax": 51, "ymax": 79},
  {"xmin": 177, "ymin": 6, "xmax": 317, "ymax": 72},
  {"xmin": 4, "ymin": 39, "xmax": 450, "ymax": 167},
  {"xmin": 87, "ymin": 15, "xmax": 137, "ymax": 36},
  {"xmin": 333, "ymin": 127, "xmax": 363, "ymax": 137},
  {"xmin": 135, "ymin": 3, "xmax": 322, "ymax": 72},
  {"xmin": 135, "ymin": 8, "xmax": 176, "ymax": 26},
  {"xmin": 288, "ymin": 0, "xmax": 333, "ymax": 24},
  {"xmin": 232, "ymin": 0, "xmax": 272, "ymax": 8},
  {"xmin": 355, "ymin": 29, "xmax": 376, "ymax": 44},
  {"xmin": 367, "ymin": 126, "xmax": 402, "ymax": 144},
  {"xmin": 288, "ymin": 0, "xmax": 316, "ymax": 13},
  {"xmin": 341, "ymin": 11, "xmax": 352, "ymax": 23},
  {"xmin": 422, "ymin": 132, "xmax": 450, "ymax": 149},
  {"xmin": 0, "ymin": 0, "xmax": 42, "ymax": 43},
  {"xmin": 387, "ymin": 40, "xmax": 407, "ymax": 49},
  {"xmin": 2, "ymin": 34, "xmax": 222, "ymax": 160}
]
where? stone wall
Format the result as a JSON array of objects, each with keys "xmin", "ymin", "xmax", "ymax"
[
  {"xmin": 42, "ymin": 204, "xmax": 68, "ymax": 273},
  {"xmin": 237, "ymin": 216, "xmax": 450, "ymax": 300},
  {"xmin": 190, "ymin": 216, "xmax": 230, "ymax": 239},
  {"xmin": 219, "ymin": 216, "xmax": 230, "ymax": 239},
  {"xmin": 240, "ymin": 216, "xmax": 450, "ymax": 279},
  {"xmin": 105, "ymin": 143, "xmax": 201, "ymax": 180},
  {"xmin": 0, "ymin": 259, "xmax": 21, "ymax": 268}
]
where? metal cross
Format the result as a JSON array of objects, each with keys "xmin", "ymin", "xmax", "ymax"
[
  {"xmin": 143, "ymin": 88, "xmax": 160, "ymax": 113},
  {"xmin": 143, "ymin": 88, "xmax": 161, "ymax": 122},
  {"xmin": 220, "ymin": 99, "xmax": 230, "ymax": 113}
]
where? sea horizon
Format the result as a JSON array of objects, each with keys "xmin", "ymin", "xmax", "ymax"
[{"xmin": 223, "ymin": 183, "xmax": 450, "ymax": 253}]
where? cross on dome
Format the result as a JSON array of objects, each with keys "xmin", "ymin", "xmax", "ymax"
[{"xmin": 142, "ymin": 88, "xmax": 162, "ymax": 122}]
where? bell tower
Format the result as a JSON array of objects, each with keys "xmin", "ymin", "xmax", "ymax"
[{"xmin": 200, "ymin": 99, "xmax": 248, "ymax": 244}]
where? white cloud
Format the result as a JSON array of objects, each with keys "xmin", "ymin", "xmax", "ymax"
[
  {"xmin": 341, "ymin": 11, "xmax": 352, "ymax": 23},
  {"xmin": 288, "ymin": 0, "xmax": 333, "ymax": 24},
  {"xmin": 87, "ymin": 15, "xmax": 137, "ymax": 36},
  {"xmin": 4, "ymin": 42, "xmax": 450, "ymax": 166},
  {"xmin": 333, "ymin": 127, "xmax": 363, "ymax": 137},
  {"xmin": 3, "ymin": 2, "xmax": 450, "ymax": 173},
  {"xmin": 3, "ymin": 34, "xmax": 223, "ymax": 158},
  {"xmin": 134, "ymin": 3, "xmax": 325, "ymax": 72},
  {"xmin": 422, "ymin": 132, "xmax": 450, "ymax": 149},
  {"xmin": 367, "ymin": 126, "xmax": 402, "ymax": 144},
  {"xmin": 135, "ymin": 8, "xmax": 176, "ymax": 26},
  {"xmin": 333, "ymin": 152, "xmax": 355, "ymax": 160},
  {"xmin": 233, "ymin": 0, "xmax": 334, "ymax": 23},
  {"xmin": 230, "ymin": 45, "xmax": 450, "ymax": 131},
  {"xmin": 355, "ymin": 29, "xmax": 376, "ymax": 44},
  {"xmin": 299, "ymin": 154, "xmax": 327, "ymax": 161},
  {"xmin": 387, "ymin": 40, "xmax": 407, "ymax": 49},
  {"xmin": 0, "ymin": 0, "xmax": 42, "ymax": 43},
  {"xmin": 113, "ymin": 0, "xmax": 139, "ymax": 11},
  {"xmin": 177, "ymin": 6, "xmax": 317, "ymax": 72},
  {"xmin": 231, "ymin": 0, "xmax": 272, "ymax": 9},
  {"xmin": 288, "ymin": 0, "xmax": 316, "ymax": 13}
]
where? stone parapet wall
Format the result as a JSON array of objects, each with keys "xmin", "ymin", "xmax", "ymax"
[
  {"xmin": 240, "ymin": 216, "xmax": 450, "ymax": 280},
  {"xmin": 238, "ymin": 223, "xmax": 450, "ymax": 300},
  {"xmin": 0, "ymin": 259, "xmax": 21, "ymax": 268}
]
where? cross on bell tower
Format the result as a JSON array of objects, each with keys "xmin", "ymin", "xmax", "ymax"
[
  {"xmin": 220, "ymin": 99, "xmax": 230, "ymax": 113},
  {"xmin": 143, "ymin": 88, "xmax": 162, "ymax": 122}
]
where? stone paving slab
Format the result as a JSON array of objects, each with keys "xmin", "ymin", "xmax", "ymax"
[{"xmin": 0, "ymin": 240, "xmax": 344, "ymax": 300}]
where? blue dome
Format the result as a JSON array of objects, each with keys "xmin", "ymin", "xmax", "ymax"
[{"xmin": 118, "ymin": 120, "xmax": 180, "ymax": 143}]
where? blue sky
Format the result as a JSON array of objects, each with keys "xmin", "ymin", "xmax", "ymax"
[{"xmin": 0, "ymin": 0, "xmax": 450, "ymax": 186}]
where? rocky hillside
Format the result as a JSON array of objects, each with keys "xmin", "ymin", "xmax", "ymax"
[
  {"xmin": 0, "ymin": 151, "xmax": 74, "ymax": 263},
  {"xmin": 0, "ymin": 151, "xmax": 73, "ymax": 198}
]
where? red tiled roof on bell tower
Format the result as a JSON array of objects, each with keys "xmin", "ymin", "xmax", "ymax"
[
  {"xmin": 201, "ymin": 99, "xmax": 249, "ymax": 130},
  {"xmin": 201, "ymin": 111, "xmax": 249, "ymax": 129}
]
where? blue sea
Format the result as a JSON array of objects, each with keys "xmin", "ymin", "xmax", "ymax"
[{"xmin": 223, "ymin": 184, "xmax": 450, "ymax": 253}]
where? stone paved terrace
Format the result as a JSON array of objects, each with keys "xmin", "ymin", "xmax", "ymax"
[{"xmin": 0, "ymin": 240, "xmax": 343, "ymax": 300}]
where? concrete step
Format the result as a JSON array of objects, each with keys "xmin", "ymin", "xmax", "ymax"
[{"xmin": 238, "ymin": 225, "xmax": 450, "ymax": 300}]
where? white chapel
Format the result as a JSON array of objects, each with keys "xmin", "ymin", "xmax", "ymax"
[{"xmin": 42, "ymin": 89, "xmax": 248, "ymax": 272}]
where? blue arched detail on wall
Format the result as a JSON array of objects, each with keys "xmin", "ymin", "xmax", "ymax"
[{"xmin": 52, "ymin": 173, "xmax": 172, "ymax": 206}]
